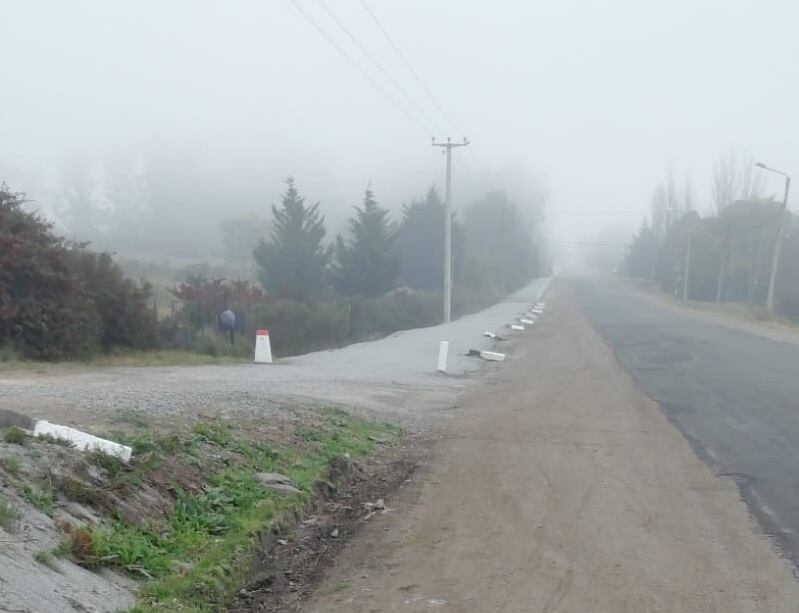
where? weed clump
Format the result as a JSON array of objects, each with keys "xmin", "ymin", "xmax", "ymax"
[
  {"xmin": 3, "ymin": 427, "xmax": 27, "ymax": 445},
  {"xmin": 0, "ymin": 496, "xmax": 19, "ymax": 532}
]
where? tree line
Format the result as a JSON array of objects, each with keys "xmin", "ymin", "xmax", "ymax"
[
  {"xmin": 251, "ymin": 178, "xmax": 541, "ymax": 300},
  {"xmin": 1, "ymin": 178, "xmax": 543, "ymax": 360},
  {"xmin": 624, "ymin": 153, "xmax": 799, "ymax": 319}
]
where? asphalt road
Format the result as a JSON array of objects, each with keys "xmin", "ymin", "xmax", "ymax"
[
  {"xmin": 576, "ymin": 278, "xmax": 799, "ymax": 568},
  {"xmin": 304, "ymin": 281, "xmax": 799, "ymax": 612}
]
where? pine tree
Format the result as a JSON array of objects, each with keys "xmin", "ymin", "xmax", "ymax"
[
  {"xmin": 253, "ymin": 178, "xmax": 331, "ymax": 295},
  {"xmin": 332, "ymin": 188, "xmax": 398, "ymax": 296},
  {"xmin": 396, "ymin": 187, "xmax": 463, "ymax": 290}
]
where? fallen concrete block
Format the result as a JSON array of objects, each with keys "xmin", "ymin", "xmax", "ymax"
[
  {"xmin": 32, "ymin": 421, "xmax": 133, "ymax": 463},
  {"xmin": 520, "ymin": 318, "xmax": 535, "ymax": 325},
  {"xmin": 484, "ymin": 331, "xmax": 507, "ymax": 341},
  {"xmin": 468, "ymin": 349, "xmax": 506, "ymax": 361},
  {"xmin": 510, "ymin": 324, "xmax": 525, "ymax": 331}
]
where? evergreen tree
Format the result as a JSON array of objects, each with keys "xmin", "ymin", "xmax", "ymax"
[
  {"xmin": 625, "ymin": 220, "xmax": 657, "ymax": 279},
  {"xmin": 462, "ymin": 190, "xmax": 539, "ymax": 293},
  {"xmin": 396, "ymin": 187, "xmax": 463, "ymax": 290},
  {"xmin": 253, "ymin": 178, "xmax": 330, "ymax": 295},
  {"xmin": 332, "ymin": 188, "xmax": 399, "ymax": 296}
]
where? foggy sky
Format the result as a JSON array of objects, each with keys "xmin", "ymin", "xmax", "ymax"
[{"xmin": 2, "ymin": 0, "xmax": 797, "ymax": 254}]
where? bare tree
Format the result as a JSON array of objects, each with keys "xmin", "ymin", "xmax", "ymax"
[
  {"xmin": 711, "ymin": 150, "xmax": 764, "ymax": 213},
  {"xmin": 651, "ymin": 182, "xmax": 668, "ymax": 240},
  {"xmin": 711, "ymin": 150, "xmax": 765, "ymax": 302},
  {"xmin": 683, "ymin": 173, "xmax": 695, "ymax": 211}
]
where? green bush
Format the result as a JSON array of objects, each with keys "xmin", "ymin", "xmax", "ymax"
[
  {"xmin": 190, "ymin": 334, "xmax": 252, "ymax": 358},
  {"xmin": 248, "ymin": 290, "xmax": 441, "ymax": 358},
  {"xmin": 0, "ymin": 185, "xmax": 157, "ymax": 359},
  {"xmin": 252, "ymin": 297, "xmax": 349, "ymax": 356}
]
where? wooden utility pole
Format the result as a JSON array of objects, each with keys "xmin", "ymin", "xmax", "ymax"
[{"xmin": 432, "ymin": 137, "xmax": 469, "ymax": 323}]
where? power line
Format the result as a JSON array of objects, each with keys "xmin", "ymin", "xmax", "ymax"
[
  {"xmin": 315, "ymin": 0, "xmax": 444, "ymax": 135},
  {"xmin": 288, "ymin": 0, "xmax": 430, "ymax": 136},
  {"xmin": 359, "ymin": 0, "xmax": 464, "ymax": 137}
]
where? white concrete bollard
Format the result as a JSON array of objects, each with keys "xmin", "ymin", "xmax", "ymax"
[
  {"xmin": 254, "ymin": 329, "xmax": 273, "ymax": 364},
  {"xmin": 33, "ymin": 421, "xmax": 133, "ymax": 462},
  {"xmin": 437, "ymin": 340, "xmax": 449, "ymax": 372}
]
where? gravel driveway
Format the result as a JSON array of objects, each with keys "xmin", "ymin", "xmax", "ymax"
[{"xmin": 0, "ymin": 279, "xmax": 549, "ymax": 426}]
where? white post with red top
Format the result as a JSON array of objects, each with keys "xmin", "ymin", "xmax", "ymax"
[{"xmin": 254, "ymin": 329, "xmax": 273, "ymax": 364}]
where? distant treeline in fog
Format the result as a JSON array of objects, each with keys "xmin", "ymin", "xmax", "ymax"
[
  {"xmin": 625, "ymin": 154, "xmax": 799, "ymax": 320},
  {"xmin": 1, "ymin": 178, "xmax": 544, "ymax": 360}
]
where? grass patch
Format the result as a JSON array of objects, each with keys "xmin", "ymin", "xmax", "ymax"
[
  {"xmin": 21, "ymin": 482, "xmax": 54, "ymax": 516},
  {"xmin": 37, "ymin": 432, "xmax": 76, "ymax": 448},
  {"xmin": 80, "ymin": 350, "xmax": 248, "ymax": 369},
  {"xmin": 3, "ymin": 427, "xmax": 27, "ymax": 445},
  {"xmin": 0, "ymin": 496, "xmax": 19, "ymax": 532},
  {"xmin": 2, "ymin": 454, "xmax": 21, "ymax": 477},
  {"xmin": 81, "ymin": 408, "xmax": 400, "ymax": 612},
  {"xmin": 191, "ymin": 421, "xmax": 233, "ymax": 447},
  {"xmin": 34, "ymin": 549, "xmax": 62, "ymax": 571},
  {"xmin": 111, "ymin": 432, "xmax": 182, "ymax": 456},
  {"xmin": 86, "ymin": 450, "xmax": 141, "ymax": 491},
  {"xmin": 0, "ymin": 350, "xmax": 248, "ymax": 373}
]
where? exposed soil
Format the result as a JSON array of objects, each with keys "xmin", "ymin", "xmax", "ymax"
[{"xmin": 230, "ymin": 438, "xmax": 421, "ymax": 612}]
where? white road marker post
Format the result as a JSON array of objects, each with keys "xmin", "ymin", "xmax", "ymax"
[
  {"xmin": 437, "ymin": 340, "xmax": 450, "ymax": 372},
  {"xmin": 254, "ymin": 329, "xmax": 273, "ymax": 364}
]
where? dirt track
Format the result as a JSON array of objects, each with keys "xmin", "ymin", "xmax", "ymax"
[{"xmin": 303, "ymin": 282, "xmax": 799, "ymax": 612}]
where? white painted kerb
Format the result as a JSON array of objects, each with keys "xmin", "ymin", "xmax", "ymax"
[{"xmin": 33, "ymin": 421, "xmax": 133, "ymax": 462}]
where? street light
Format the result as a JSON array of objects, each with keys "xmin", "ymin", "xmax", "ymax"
[{"xmin": 755, "ymin": 161, "xmax": 792, "ymax": 312}]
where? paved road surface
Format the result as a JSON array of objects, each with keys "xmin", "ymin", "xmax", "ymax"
[
  {"xmin": 576, "ymin": 278, "xmax": 799, "ymax": 568},
  {"xmin": 305, "ymin": 282, "xmax": 798, "ymax": 612},
  {"xmin": 0, "ymin": 279, "xmax": 548, "ymax": 425}
]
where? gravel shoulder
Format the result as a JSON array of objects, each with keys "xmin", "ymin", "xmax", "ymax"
[
  {"xmin": 303, "ymin": 281, "xmax": 799, "ymax": 612},
  {"xmin": 0, "ymin": 279, "xmax": 549, "ymax": 431}
]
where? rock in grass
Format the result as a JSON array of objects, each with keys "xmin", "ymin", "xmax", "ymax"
[
  {"xmin": 254, "ymin": 472, "xmax": 293, "ymax": 486},
  {"xmin": 254, "ymin": 472, "xmax": 301, "ymax": 495}
]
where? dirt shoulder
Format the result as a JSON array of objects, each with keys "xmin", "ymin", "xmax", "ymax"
[
  {"xmin": 622, "ymin": 277, "xmax": 799, "ymax": 347},
  {"xmin": 303, "ymin": 282, "xmax": 799, "ymax": 612}
]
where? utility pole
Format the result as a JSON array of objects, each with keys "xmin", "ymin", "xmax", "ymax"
[
  {"xmin": 432, "ymin": 137, "xmax": 470, "ymax": 323},
  {"xmin": 756, "ymin": 162, "xmax": 791, "ymax": 313},
  {"xmin": 682, "ymin": 225, "xmax": 694, "ymax": 301}
]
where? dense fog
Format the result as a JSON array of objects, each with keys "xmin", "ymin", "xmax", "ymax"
[{"xmin": 3, "ymin": 0, "xmax": 798, "ymax": 280}]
